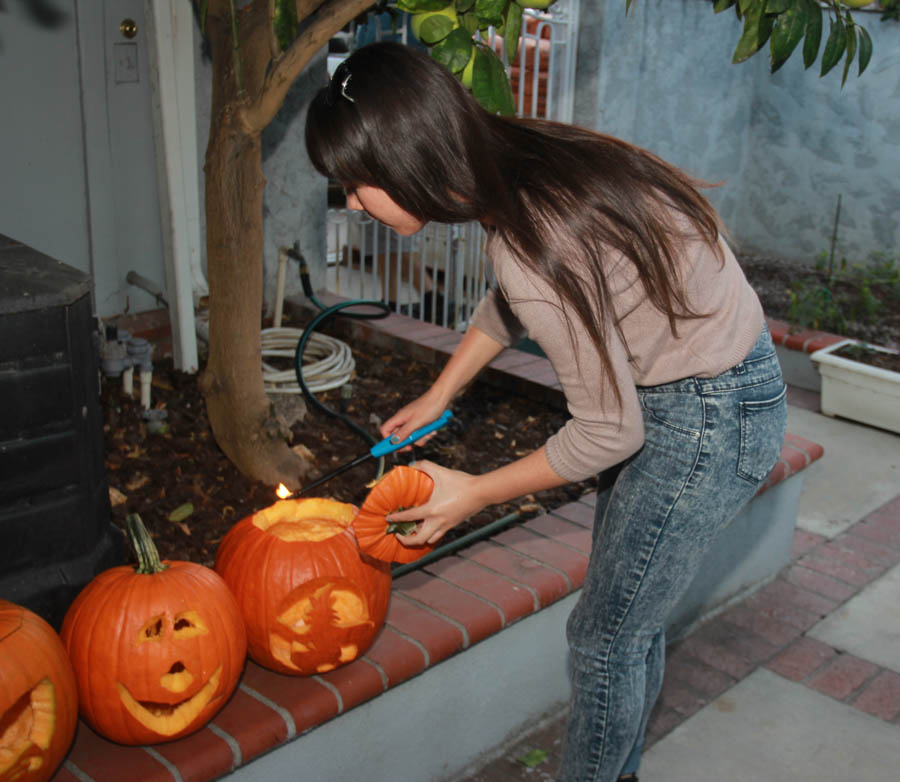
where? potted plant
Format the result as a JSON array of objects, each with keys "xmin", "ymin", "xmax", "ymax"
[{"xmin": 810, "ymin": 339, "xmax": 900, "ymax": 433}]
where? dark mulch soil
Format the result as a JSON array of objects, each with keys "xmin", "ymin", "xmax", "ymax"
[
  {"xmin": 832, "ymin": 342, "xmax": 900, "ymax": 372},
  {"xmin": 103, "ymin": 314, "xmax": 596, "ymax": 567},
  {"xmin": 103, "ymin": 254, "xmax": 899, "ymax": 566}
]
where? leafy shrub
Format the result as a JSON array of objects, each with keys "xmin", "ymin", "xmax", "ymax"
[{"xmin": 787, "ymin": 252, "xmax": 900, "ymax": 334}]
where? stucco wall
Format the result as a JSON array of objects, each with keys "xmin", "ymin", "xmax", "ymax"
[{"xmin": 575, "ymin": 0, "xmax": 899, "ymax": 265}]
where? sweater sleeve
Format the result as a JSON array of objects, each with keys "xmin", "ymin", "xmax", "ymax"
[
  {"xmin": 497, "ymin": 263, "xmax": 645, "ymax": 483},
  {"xmin": 469, "ymin": 287, "xmax": 528, "ymax": 347}
]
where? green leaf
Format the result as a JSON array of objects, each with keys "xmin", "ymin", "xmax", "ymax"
[
  {"xmin": 475, "ymin": 0, "xmax": 507, "ymax": 29},
  {"xmin": 471, "ymin": 45, "xmax": 515, "ymax": 115},
  {"xmin": 414, "ymin": 12, "xmax": 457, "ymax": 44},
  {"xmin": 802, "ymin": 0, "xmax": 822, "ymax": 69},
  {"xmin": 841, "ymin": 20, "xmax": 857, "ymax": 86},
  {"xmin": 856, "ymin": 24, "xmax": 872, "ymax": 76},
  {"xmin": 431, "ymin": 27, "xmax": 474, "ymax": 73},
  {"xmin": 713, "ymin": 0, "xmax": 737, "ymax": 12},
  {"xmin": 455, "ymin": 0, "xmax": 476, "ymax": 12},
  {"xmin": 395, "ymin": 0, "xmax": 450, "ymax": 12},
  {"xmin": 733, "ymin": 1, "xmax": 775, "ymax": 63},
  {"xmin": 504, "ymin": 1, "xmax": 524, "ymax": 63},
  {"xmin": 168, "ymin": 502, "xmax": 194, "ymax": 523},
  {"xmin": 766, "ymin": 0, "xmax": 790, "ymax": 13},
  {"xmin": 460, "ymin": 9, "xmax": 478, "ymax": 34},
  {"xmin": 770, "ymin": 1, "xmax": 808, "ymax": 73},
  {"xmin": 820, "ymin": 14, "xmax": 846, "ymax": 77},
  {"xmin": 516, "ymin": 749, "xmax": 549, "ymax": 768},
  {"xmin": 738, "ymin": 0, "xmax": 756, "ymax": 16}
]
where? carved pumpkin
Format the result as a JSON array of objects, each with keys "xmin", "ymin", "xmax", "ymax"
[
  {"xmin": 215, "ymin": 497, "xmax": 392, "ymax": 676},
  {"xmin": 60, "ymin": 514, "xmax": 247, "ymax": 745},
  {"xmin": 0, "ymin": 601, "xmax": 78, "ymax": 782},
  {"xmin": 352, "ymin": 466, "xmax": 435, "ymax": 563}
]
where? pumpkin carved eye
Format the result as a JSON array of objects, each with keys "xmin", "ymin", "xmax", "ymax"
[
  {"xmin": 172, "ymin": 611, "xmax": 208, "ymax": 639},
  {"xmin": 139, "ymin": 617, "xmax": 166, "ymax": 643}
]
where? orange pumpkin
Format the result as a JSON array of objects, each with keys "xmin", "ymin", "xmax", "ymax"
[
  {"xmin": 215, "ymin": 497, "xmax": 391, "ymax": 676},
  {"xmin": 60, "ymin": 514, "xmax": 247, "ymax": 745},
  {"xmin": 352, "ymin": 465, "xmax": 435, "ymax": 563},
  {"xmin": 0, "ymin": 601, "xmax": 78, "ymax": 782}
]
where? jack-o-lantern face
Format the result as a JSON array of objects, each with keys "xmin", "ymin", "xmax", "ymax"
[
  {"xmin": 270, "ymin": 577, "xmax": 375, "ymax": 673},
  {"xmin": 60, "ymin": 514, "xmax": 247, "ymax": 746},
  {"xmin": 216, "ymin": 498, "xmax": 392, "ymax": 676},
  {"xmin": 113, "ymin": 609, "xmax": 225, "ymax": 737},
  {"xmin": 0, "ymin": 601, "xmax": 78, "ymax": 782}
]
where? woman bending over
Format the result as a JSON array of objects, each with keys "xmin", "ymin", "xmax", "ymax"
[{"xmin": 305, "ymin": 41, "xmax": 786, "ymax": 782}]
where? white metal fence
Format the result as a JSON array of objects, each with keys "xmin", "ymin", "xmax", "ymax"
[{"xmin": 326, "ymin": 0, "xmax": 580, "ymax": 330}]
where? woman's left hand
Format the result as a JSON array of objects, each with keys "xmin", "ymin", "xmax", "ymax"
[{"xmin": 385, "ymin": 460, "xmax": 486, "ymax": 547}]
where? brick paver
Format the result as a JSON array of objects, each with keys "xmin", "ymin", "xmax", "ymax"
[{"xmin": 808, "ymin": 653, "xmax": 881, "ymax": 701}]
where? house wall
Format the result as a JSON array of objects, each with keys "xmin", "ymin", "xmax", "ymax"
[
  {"xmin": 575, "ymin": 0, "xmax": 900, "ymax": 265},
  {"xmin": 0, "ymin": 1, "xmax": 168, "ymax": 317}
]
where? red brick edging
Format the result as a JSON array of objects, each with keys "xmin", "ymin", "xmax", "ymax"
[{"xmin": 766, "ymin": 317, "xmax": 845, "ymax": 355}]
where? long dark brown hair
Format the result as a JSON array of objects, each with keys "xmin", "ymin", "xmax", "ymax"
[{"xmin": 306, "ymin": 42, "xmax": 723, "ymax": 404}]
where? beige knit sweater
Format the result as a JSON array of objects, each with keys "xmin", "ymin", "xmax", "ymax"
[{"xmin": 470, "ymin": 229, "xmax": 764, "ymax": 482}]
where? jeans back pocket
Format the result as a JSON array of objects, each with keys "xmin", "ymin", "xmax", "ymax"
[{"xmin": 737, "ymin": 384, "xmax": 787, "ymax": 484}]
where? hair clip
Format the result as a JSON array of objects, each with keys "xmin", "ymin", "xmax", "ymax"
[{"xmin": 340, "ymin": 72, "xmax": 355, "ymax": 103}]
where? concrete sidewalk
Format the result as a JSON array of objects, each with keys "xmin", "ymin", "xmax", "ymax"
[{"xmin": 455, "ymin": 391, "xmax": 900, "ymax": 782}]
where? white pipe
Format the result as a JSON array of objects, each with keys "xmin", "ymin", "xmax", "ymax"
[
  {"xmin": 122, "ymin": 366, "xmax": 134, "ymax": 397},
  {"xmin": 140, "ymin": 369, "xmax": 153, "ymax": 410},
  {"xmin": 273, "ymin": 247, "xmax": 289, "ymax": 329}
]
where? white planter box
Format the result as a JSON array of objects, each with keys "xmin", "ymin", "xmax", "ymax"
[{"xmin": 811, "ymin": 339, "xmax": 900, "ymax": 434}]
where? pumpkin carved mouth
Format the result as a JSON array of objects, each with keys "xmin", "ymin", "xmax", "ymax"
[{"xmin": 116, "ymin": 667, "xmax": 222, "ymax": 736}]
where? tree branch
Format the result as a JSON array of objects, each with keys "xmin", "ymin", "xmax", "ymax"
[
  {"xmin": 297, "ymin": 0, "xmax": 327, "ymax": 19},
  {"xmin": 268, "ymin": 0, "xmax": 281, "ymax": 59},
  {"xmin": 243, "ymin": 0, "xmax": 376, "ymax": 131}
]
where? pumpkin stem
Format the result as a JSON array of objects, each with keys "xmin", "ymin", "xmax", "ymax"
[
  {"xmin": 126, "ymin": 513, "xmax": 169, "ymax": 574},
  {"xmin": 386, "ymin": 520, "xmax": 419, "ymax": 536}
]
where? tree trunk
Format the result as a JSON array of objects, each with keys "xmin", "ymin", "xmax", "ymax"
[
  {"xmin": 199, "ymin": 106, "xmax": 313, "ymax": 490},
  {"xmin": 195, "ymin": 0, "xmax": 377, "ymax": 490}
]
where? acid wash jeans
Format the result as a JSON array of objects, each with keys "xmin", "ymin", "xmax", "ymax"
[{"xmin": 558, "ymin": 326, "xmax": 787, "ymax": 782}]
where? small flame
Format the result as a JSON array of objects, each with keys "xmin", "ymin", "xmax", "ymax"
[{"xmin": 275, "ymin": 483, "xmax": 291, "ymax": 499}]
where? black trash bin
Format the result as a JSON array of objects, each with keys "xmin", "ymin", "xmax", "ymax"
[{"xmin": 0, "ymin": 236, "xmax": 124, "ymax": 628}]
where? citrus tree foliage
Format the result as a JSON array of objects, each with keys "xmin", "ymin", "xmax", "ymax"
[
  {"xmin": 708, "ymin": 0, "xmax": 883, "ymax": 85},
  {"xmin": 397, "ymin": 0, "xmax": 542, "ymax": 115}
]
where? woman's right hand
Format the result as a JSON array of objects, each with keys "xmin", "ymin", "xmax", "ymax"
[
  {"xmin": 380, "ymin": 391, "xmax": 448, "ymax": 452},
  {"xmin": 380, "ymin": 326, "xmax": 506, "ymax": 451}
]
